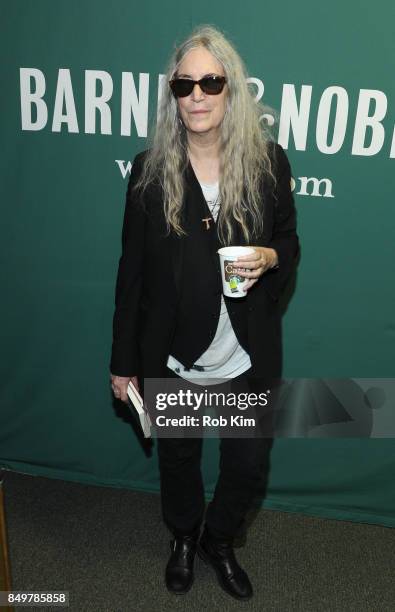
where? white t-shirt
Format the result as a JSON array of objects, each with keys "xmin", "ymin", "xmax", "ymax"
[{"xmin": 167, "ymin": 180, "xmax": 252, "ymax": 384}]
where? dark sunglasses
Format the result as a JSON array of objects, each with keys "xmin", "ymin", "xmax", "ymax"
[{"xmin": 169, "ymin": 75, "xmax": 227, "ymax": 98}]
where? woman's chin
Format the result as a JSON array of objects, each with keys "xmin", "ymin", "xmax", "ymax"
[{"xmin": 186, "ymin": 124, "xmax": 220, "ymax": 136}]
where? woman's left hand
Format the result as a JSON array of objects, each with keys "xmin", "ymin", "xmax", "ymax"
[{"xmin": 233, "ymin": 247, "xmax": 279, "ymax": 291}]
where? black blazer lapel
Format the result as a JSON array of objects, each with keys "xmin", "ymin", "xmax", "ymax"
[
  {"xmin": 171, "ymin": 161, "xmax": 198, "ymax": 298},
  {"xmin": 171, "ymin": 231, "xmax": 184, "ymax": 298}
]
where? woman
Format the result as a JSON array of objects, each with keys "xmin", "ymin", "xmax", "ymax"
[{"xmin": 110, "ymin": 25, "xmax": 299, "ymax": 600}]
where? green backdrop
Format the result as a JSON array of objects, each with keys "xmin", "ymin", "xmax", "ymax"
[{"xmin": 1, "ymin": 0, "xmax": 394, "ymax": 528}]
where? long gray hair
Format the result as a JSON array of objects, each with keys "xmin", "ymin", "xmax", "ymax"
[{"xmin": 135, "ymin": 24, "xmax": 276, "ymax": 245}]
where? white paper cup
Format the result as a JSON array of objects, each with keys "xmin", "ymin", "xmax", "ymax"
[{"xmin": 217, "ymin": 246, "xmax": 255, "ymax": 298}]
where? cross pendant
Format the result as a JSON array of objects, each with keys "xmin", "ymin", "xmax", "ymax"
[{"xmin": 202, "ymin": 217, "xmax": 212, "ymax": 230}]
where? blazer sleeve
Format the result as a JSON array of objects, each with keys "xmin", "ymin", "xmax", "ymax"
[
  {"xmin": 260, "ymin": 142, "xmax": 299, "ymax": 300},
  {"xmin": 110, "ymin": 152, "xmax": 146, "ymax": 377}
]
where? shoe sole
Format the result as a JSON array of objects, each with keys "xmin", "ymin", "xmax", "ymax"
[{"xmin": 197, "ymin": 544, "xmax": 253, "ymax": 601}]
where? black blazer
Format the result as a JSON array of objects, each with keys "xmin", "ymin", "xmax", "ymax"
[{"xmin": 110, "ymin": 142, "xmax": 299, "ymax": 381}]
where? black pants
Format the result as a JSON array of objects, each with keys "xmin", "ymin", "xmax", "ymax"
[{"xmin": 156, "ymin": 368, "xmax": 274, "ymax": 540}]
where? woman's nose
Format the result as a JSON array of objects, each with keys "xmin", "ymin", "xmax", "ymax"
[{"xmin": 191, "ymin": 82, "xmax": 204, "ymax": 100}]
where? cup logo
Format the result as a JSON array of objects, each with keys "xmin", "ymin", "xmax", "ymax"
[{"xmin": 224, "ymin": 260, "xmax": 243, "ymax": 293}]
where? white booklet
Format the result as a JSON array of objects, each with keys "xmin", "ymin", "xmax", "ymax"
[{"xmin": 127, "ymin": 381, "xmax": 152, "ymax": 438}]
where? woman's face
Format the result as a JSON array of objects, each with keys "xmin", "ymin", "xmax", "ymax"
[{"xmin": 175, "ymin": 46, "xmax": 227, "ymax": 138}]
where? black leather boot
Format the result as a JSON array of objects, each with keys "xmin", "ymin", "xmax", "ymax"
[
  {"xmin": 165, "ymin": 530, "xmax": 200, "ymax": 594},
  {"xmin": 197, "ymin": 526, "xmax": 253, "ymax": 600}
]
